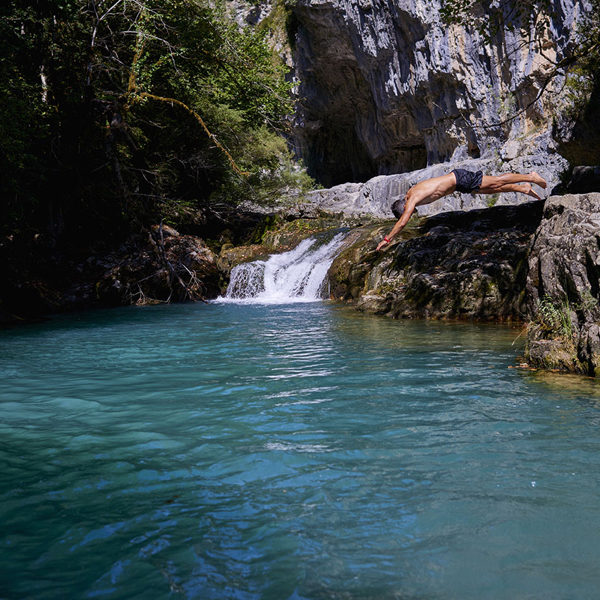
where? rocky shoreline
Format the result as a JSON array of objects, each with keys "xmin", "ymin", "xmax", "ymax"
[
  {"xmin": 231, "ymin": 188, "xmax": 600, "ymax": 377},
  {"xmin": 328, "ymin": 201, "xmax": 543, "ymax": 321},
  {"xmin": 0, "ymin": 210, "xmax": 349, "ymax": 325},
  {"xmin": 525, "ymin": 194, "xmax": 600, "ymax": 375},
  {"xmin": 2, "ymin": 184, "xmax": 600, "ymax": 377},
  {"xmin": 328, "ymin": 192, "xmax": 600, "ymax": 376}
]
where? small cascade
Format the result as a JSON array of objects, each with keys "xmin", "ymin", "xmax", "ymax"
[{"xmin": 218, "ymin": 231, "xmax": 348, "ymax": 304}]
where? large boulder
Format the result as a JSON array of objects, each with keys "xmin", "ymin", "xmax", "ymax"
[
  {"xmin": 327, "ymin": 224, "xmax": 394, "ymax": 302},
  {"xmin": 525, "ymin": 193, "xmax": 600, "ymax": 375},
  {"xmin": 97, "ymin": 225, "xmax": 221, "ymax": 305},
  {"xmin": 329, "ymin": 201, "xmax": 544, "ymax": 319}
]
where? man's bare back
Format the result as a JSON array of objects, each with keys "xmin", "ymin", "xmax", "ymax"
[
  {"xmin": 376, "ymin": 169, "xmax": 547, "ymax": 251},
  {"xmin": 407, "ymin": 173, "xmax": 457, "ymax": 207}
]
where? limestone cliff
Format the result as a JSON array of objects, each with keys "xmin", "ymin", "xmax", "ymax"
[
  {"xmin": 290, "ymin": 0, "xmax": 587, "ymax": 187},
  {"xmin": 301, "ymin": 157, "xmax": 555, "ymax": 220}
]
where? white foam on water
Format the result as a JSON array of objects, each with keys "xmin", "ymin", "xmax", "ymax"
[{"xmin": 216, "ymin": 232, "xmax": 347, "ymax": 304}]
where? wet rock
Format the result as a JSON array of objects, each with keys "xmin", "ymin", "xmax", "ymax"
[
  {"xmin": 218, "ymin": 244, "xmax": 271, "ymax": 275},
  {"xmin": 525, "ymin": 338, "xmax": 582, "ymax": 373},
  {"xmin": 327, "ymin": 225, "xmax": 392, "ymax": 303},
  {"xmin": 218, "ymin": 217, "xmax": 352, "ymax": 282}
]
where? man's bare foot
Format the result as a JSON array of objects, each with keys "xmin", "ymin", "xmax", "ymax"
[
  {"xmin": 530, "ymin": 171, "xmax": 547, "ymax": 189},
  {"xmin": 524, "ymin": 183, "xmax": 542, "ymax": 200}
]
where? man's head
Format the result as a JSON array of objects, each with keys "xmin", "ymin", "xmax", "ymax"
[{"xmin": 391, "ymin": 197, "xmax": 406, "ymax": 219}]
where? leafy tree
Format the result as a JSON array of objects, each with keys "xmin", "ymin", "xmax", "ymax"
[{"xmin": 0, "ymin": 0, "xmax": 302, "ymax": 249}]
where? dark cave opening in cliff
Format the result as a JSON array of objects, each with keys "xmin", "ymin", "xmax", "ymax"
[
  {"xmin": 301, "ymin": 128, "xmax": 428, "ymax": 187},
  {"xmin": 558, "ymin": 81, "xmax": 600, "ymax": 166},
  {"xmin": 302, "ymin": 125, "xmax": 377, "ymax": 187}
]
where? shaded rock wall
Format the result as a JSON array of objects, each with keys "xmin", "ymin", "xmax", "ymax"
[
  {"xmin": 0, "ymin": 225, "xmax": 222, "ymax": 325},
  {"xmin": 556, "ymin": 83, "xmax": 600, "ymax": 166},
  {"xmin": 97, "ymin": 225, "xmax": 221, "ymax": 306},
  {"xmin": 291, "ymin": 0, "xmax": 585, "ymax": 186}
]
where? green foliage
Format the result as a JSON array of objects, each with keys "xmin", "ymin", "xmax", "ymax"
[
  {"xmin": 535, "ymin": 295, "xmax": 574, "ymax": 340},
  {"xmin": 578, "ymin": 290, "xmax": 599, "ymax": 313},
  {"xmin": 0, "ymin": 0, "xmax": 303, "ymax": 248},
  {"xmin": 486, "ymin": 194, "xmax": 499, "ymax": 208},
  {"xmin": 257, "ymin": 0, "xmax": 298, "ymax": 51},
  {"xmin": 533, "ymin": 291, "xmax": 599, "ymax": 342},
  {"xmin": 532, "ymin": 290, "xmax": 600, "ymax": 339}
]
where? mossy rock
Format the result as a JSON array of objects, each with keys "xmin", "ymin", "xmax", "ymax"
[
  {"xmin": 218, "ymin": 245, "xmax": 271, "ymax": 273},
  {"xmin": 261, "ymin": 218, "xmax": 342, "ymax": 250},
  {"xmin": 525, "ymin": 338, "xmax": 585, "ymax": 373}
]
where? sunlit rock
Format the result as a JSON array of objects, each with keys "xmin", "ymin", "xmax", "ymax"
[
  {"xmin": 329, "ymin": 201, "xmax": 545, "ymax": 320},
  {"xmin": 525, "ymin": 193, "xmax": 600, "ymax": 375},
  {"xmin": 290, "ymin": 0, "xmax": 581, "ymax": 187}
]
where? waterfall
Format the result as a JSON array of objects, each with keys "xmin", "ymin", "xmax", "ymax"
[{"xmin": 218, "ymin": 231, "xmax": 348, "ymax": 304}]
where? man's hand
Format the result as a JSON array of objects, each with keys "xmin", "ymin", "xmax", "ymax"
[{"xmin": 376, "ymin": 237, "xmax": 391, "ymax": 251}]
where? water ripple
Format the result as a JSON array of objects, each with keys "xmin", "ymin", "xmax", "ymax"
[{"xmin": 2, "ymin": 304, "xmax": 600, "ymax": 598}]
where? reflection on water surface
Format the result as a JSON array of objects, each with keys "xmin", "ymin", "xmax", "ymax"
[{"xmin": 1, "ymin": 303, "xmax": 600, "ymax": 599}]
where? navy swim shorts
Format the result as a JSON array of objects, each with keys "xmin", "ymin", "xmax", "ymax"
[{"xmin": 452, "ymin": 168, "xmax": 483, "ymax": 193}]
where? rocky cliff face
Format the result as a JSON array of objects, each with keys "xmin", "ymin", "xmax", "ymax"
[
  {"xmin": 328, "ymin": 201, "xmax": 544, "ymax": 320},
  {"xmin": 291, "ymin": 0, "xmax": 585, "ymax": 186},
  {"xmin": 525, "ymin": 193, "xmax": 600, "ymax": 375}
]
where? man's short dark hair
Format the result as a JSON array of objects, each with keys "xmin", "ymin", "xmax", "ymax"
[{"xmin": 391, "ymin": 198, "xmax": 405, "ymax": 219}]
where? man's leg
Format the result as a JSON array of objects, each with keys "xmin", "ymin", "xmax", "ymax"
[
  {"xmin": 479, "ymin": 171, "xmax": 547, "ymax": 192},
  {"xmin": 479, "ymin": 181, "xmax": 543, "ymax": 200}
]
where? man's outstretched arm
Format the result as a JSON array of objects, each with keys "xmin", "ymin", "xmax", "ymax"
[{"xmin": 376, "ymin": 200, "xmax": 417, "ymax": 251}]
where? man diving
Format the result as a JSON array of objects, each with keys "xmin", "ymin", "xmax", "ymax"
[{"xmin": 376, "ymin": 168, "xmax": 547, "ymax": 251}]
